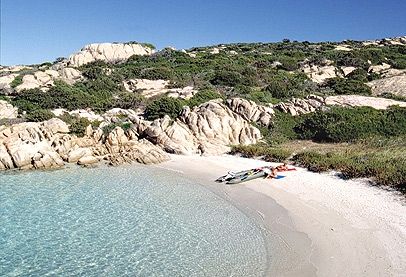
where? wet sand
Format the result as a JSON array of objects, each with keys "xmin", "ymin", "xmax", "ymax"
[{"xmin": 155, "ymin": 154, "xmax": 406, "ymax": 276}]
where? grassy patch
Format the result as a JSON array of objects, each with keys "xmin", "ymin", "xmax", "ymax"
[{"xmin": 230, "ymin": 144, "xmax": 292, "ymax": 162}]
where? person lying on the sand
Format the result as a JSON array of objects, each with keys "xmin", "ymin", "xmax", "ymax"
[
  {"xmin": 275, "ymin": 163, "xmax": 296, "ymax": 171},
  {"xmin": 262, "ymin": 166, "xmax": 278, "ymax": 179}
]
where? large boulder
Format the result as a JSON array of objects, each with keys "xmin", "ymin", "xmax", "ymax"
[
  {"xmin": 0, "ymin": 74, "xmax": 18, "ymax": 95},
  {"xmin": 123, "ymin": 78, "xmax": 196, "ymax": 99},
  {"xmin": 275, "ymin": 95, "xmax": 325, "ymax": 116},
  {"xmin": 325, "ymin": 95, "xmax": 406, "ymax": 109},
  {"xmin": 0, "ymin": 100, "xmax": 18, "ymax": 119},
  {"xmin": 179, "ymin": 100, "xmax": 262, "ymax": 155},
  {"xmin": 226, "ymin": 98, "xmax": 275, "ymax": 126},
  {"xmin": 367, "ymin": 74, "xmax": 406, "ymax": 97},
  {"xmin": 68, "ymin": 43, "xmax": 154, "ymax": 67}
]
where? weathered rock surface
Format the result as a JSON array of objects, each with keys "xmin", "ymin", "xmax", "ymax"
[
  {"xmin": 325, "ymin": 95, "xmax": 406, "ymax": 109},
  {"xmin": 15, "ymin": 73, "xmax": 54, "ymax": 92},
  {"xmin": 123, "ymin": 78, "xmax": 197, "ymax": 99},
  {"xmin": 52, "ymin": 109, "xmax": 104, "ymax": 122},
  {"xmin": 274, "ymin": 94, "xmax": 406, "ymax": 116},
  {"xmin": 0, "ymin": 74, "xmax": 18, "ymax": 95},
  {"xmin": 0, "ymin": 99, "xmax": 261, "ymax": 169},
  {"xmin": 368, "ymin": 73, "xmax": 406, "ymax": 97},
  {"xmin": 368, "ymin": 63, "xmax": 391, "ymax": 74},
  {"xmin": 275, "ymin": 95, "xmax": 326, "ymax": 116},
  {"xmin": 0, "ymin": 119, "xmax": 69, "ymax": 170},
  {"xmin": 0, "ymin": 118, "xmax": 169, "ymax": 170},
  {"xmin": 0, "ymin": 100, "xmax": 18, "ymax": 119},
  {"xmin": 226, "ymin": 98, "xmax": 274, "ymax": 126},
  {"xmin": 178, "ymin": 100, "xmax": 261, "ymax": 154},
  {"xmin": 60, "ymin": 68, "xmax": 82, "ymax": 84},
  {"xmin": 68, "ymin": 43, "xmax": 154, "ymax": 67},
  {"xmin": 128, "ymin": 100, "xmax": 262, "ymax": 155},
  {"xmin": 301, "ymin": 63, "xmax": 340, "ymax": 83}
]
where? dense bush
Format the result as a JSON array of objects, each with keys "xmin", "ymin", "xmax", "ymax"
[
  {"xmin": 25, "ymin": 109, "xmax": 54, "ymax": 122},
  {"xmin": 293, "ymin": 149, "xmax": 406, "ymax": 191},
  {"xmin": 13, "ymin": 80, "xmax": 117, "ymax": 113},
  {"xmin": 113, "ymin": 92, "xmax": 145, "ymax": 110},
  {"xmin": 295, "ymin": 106, "xmax": 406, "ymax": 142},
  {"xmin": 144, "ymin": 96, "xmax": 185, "ymax": 120},
  {"xmin": 58, "ymin": 113, "xmax": 97, "ymax": 137},
  {"xmin": 269, "ymin": 111, "xmax": 301, "ymax": 143},
  {"xmin": 210, "ymin": 70, "xmax": 243, "ymax": 86},
  {"xmin": 102, "ymin": 122, "xmax": 133, "ymax": 135},
  {"xmin": 10, "ymin": 75, "xmax": 23, "ymax": 88},
  {"xmin": 324, "ymin": 78, "xmax": 371, "ymax": 95},
  {"xmin": 187, "ymin": 89, "xmax": 223, "ymax": 107},
  {"xmin": 262, "ymin": 72, "xmax": 311, "ymax": 99}
]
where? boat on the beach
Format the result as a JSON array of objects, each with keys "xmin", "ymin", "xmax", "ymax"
[{"xmin": 216, "ymin": 168, "xmax": 268, "ymax": 184}]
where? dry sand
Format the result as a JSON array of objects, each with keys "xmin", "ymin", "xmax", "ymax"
[{"xmin": 155, "ymin": 154, "xmax": 406, "ymax": 277}]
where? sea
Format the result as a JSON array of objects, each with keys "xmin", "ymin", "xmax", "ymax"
[{"xmin": 0, "ymin": 165, "xmax": 269, "ymax": 276}]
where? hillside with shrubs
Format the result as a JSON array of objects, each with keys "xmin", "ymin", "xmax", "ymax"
[{"xmin": 1, "ymin": 37, "xmax": 406, "ymax": 191}]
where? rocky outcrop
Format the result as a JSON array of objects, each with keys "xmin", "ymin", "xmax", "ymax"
[
  {"xmin": 14, "ymin": 71, "xmax": 54, "ymax": 92},
  {"xmin": 59, "ymin": 68, "xmax": 82, "ymax": 84},
  {"xmin": 363, "ymin": 36, "xmax": 406, "ymax": 47},
  {"xmin": 300, "ymin": 61, "xmax": 341, "ymax": 83},
  {"xmin": 0, "ymin": 100, "xmax": 18, "ymax": 119},
  {"xmin": 0, "ymin": 74, "xmax": 18, "ymax": 95},
  {"xmin": 325, "ymin": 95, "xmax": 406, "ymax": 109},
  {"xmin": 341, "ymin": 66, "xmax": 356, "ymax": 76},
  {"xmin": 368, "ymin": 73, "xmax": 406, "ymax": 97},
  {"xmin": 0, "ymin": 119, "xmax": 69, "ymax": 170},
  {"xmin": 226, "ymin": 98, "xmax": 274, "ymax": 126},
  {"xmin": 68, "ymin": 43, "xmax": 154, "ymax": 67},
  {"xmin": 123, "ymin": 78, "xmax": 197, "ymax": 99},
  {"xmin": 0, "ymin": 100, "xmax": 261, "ymax": 170},
  {"xmin": 0, "ymin": 118, "xmax": 169, "ymax": 170},
  {"xmin": 52, "ymin": 109, "xmax": 104, "ymax": 122},
  {"xmin": 368, "ymin": 63, "xmax": 391, "ymax": 74},
  {"xmin": 7, "ymin": 67, "xmax": 82, "ymax": 93},
  {"xmin": 128, "ymin": 100, "xmax": 262, "ymax": 156},
  {"xmin": 275, "ymin": 95, "xmax": 326, "ymax": 116},
  {"xmin": 178, "ymin": 100, "xmax": 261, "ymax": 154},
  {"xmin": 273, "ymin": 94, "xmax": 406, "ymax": 116}
]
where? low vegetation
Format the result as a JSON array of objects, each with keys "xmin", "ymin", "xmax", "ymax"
[
  {"xmin": 231, "ymin": 105, "xmax": 406, "ymax": 192},
  {"xmin": 2, "ymin": 39, "xmax": 406, "ymax": 192}
]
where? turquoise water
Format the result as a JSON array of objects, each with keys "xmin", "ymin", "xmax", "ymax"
[{"xmin": 0, "ymin": 165, "xmax": 269, "ymax": 276}]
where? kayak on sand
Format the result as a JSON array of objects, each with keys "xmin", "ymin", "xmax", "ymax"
[{"xmin": 215, "ymin": 164, "xmax": 296, "ymax": 185}]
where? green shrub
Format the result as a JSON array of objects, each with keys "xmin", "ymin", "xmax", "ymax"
[
  {"xmin": 347, "ymin": 68, "xmax": 368, "ymax": 82},
  {"xmin": 229, "ymin": 144, "xmax": 292, "ymax": 162},
  {"xmin": 269, "ymin": 111, "xmax": 300, "ymax": 144},
  {"xmin": 210, "ymin": 70, "xmax": 243, "ymax": 86},
  {"xmin": 325, "ymin": 78, "xmax": 371, "ymax": 95},
  {"xmin": 246, "ymin": 90, "xmax": 280, "ymax": 104},
  {"xmin": 144, "ymin": 96, "xmax": 185, "ymax": 120},
  {"xmin": 10, "ymin": 75, "xmax": 23, "ymax": 88},
  {"xmin": 58, "ymin": 113, "xmax": 93, "ymax": 137},
  {"xmin": 295, "ymin": 106, "xmax": 406, "ymax": 142},
  {"xmin": 187, "ymin": 89, "xmax": 223, "ymax": 107},
  {"xmin": 102, "ymin": 122, "xmax": 133, "ymax": 135},
  {"xmin": 292, "ymin": 149, "xmax": 406, "ymax": 191},
  {"xmin": 139, "ymin": 67, "xmax": 174, "ymax": 80},
  {"xmin": 25, "ymin": 109, "xmax": 54, "ymax": 122},
  {"xmin": 114, "ymin": 91, "xmax": 145, "ymax": 110}
]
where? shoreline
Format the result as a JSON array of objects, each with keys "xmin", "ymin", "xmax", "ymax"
[{"xmin": 156, "ymin": 154, "xmax": 406, "ymax": 276}]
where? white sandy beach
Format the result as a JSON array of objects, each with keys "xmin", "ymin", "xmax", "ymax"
[{"xmin": 156, "ymin": 154, "xmax": 406, "ymax": 277}]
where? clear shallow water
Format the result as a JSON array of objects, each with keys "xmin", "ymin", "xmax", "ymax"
[{"xmin": 0, "ymin": 165, "xmax": 268, "ymax": 276}]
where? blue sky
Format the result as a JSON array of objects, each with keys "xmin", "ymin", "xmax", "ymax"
[{"xmin": 1, "ymin": 0, "xmax": 405, "ymax": 65}]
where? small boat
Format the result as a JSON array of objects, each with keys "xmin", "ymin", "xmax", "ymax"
[
  {"xmin": 225, "ymin": 169, "xmax": 267, "ymax": 184},
  {"xmin": 216, "ymin": 168, "xmax": 268, "ymax": 184}
]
